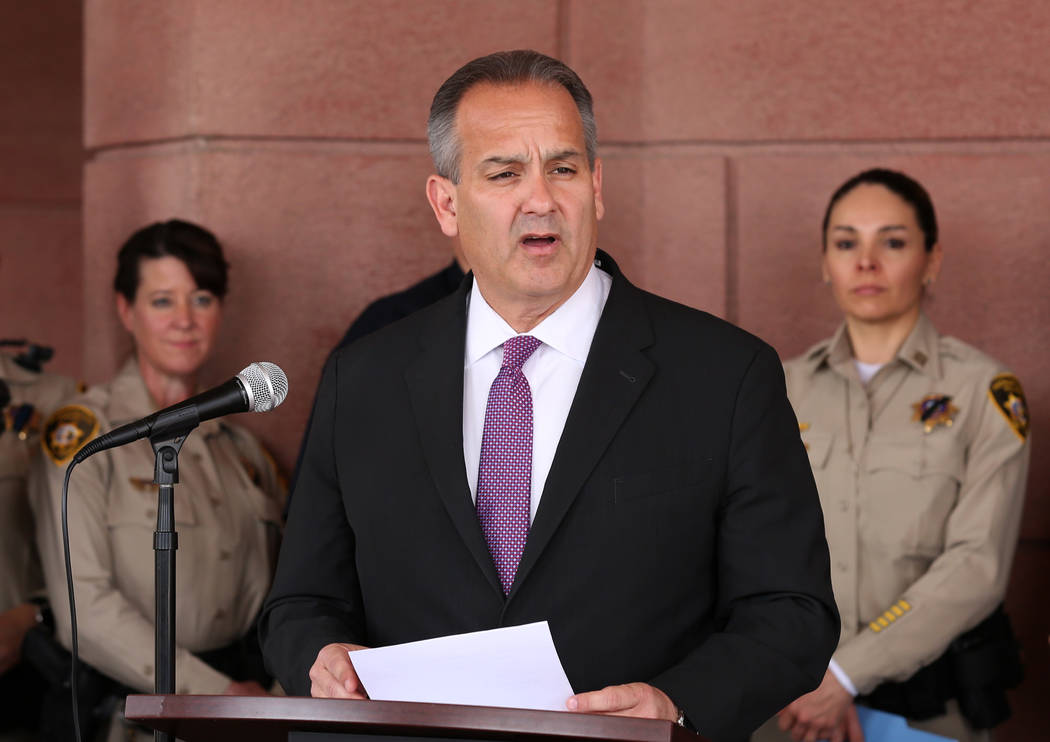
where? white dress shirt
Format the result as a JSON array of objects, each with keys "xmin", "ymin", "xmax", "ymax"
[{"xmin": 463, "ymin": 262, "xmax": 612, "ymax": 522}]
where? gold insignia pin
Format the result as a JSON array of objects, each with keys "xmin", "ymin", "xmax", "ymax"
[
  {"xmin": 989, "ymin": 374, "xmax": 1030, "ymax": 442},
  {"xmin": 128, "ymin": 476, "xmax": 155, "ymax": 492},
  {"xmin": 912, "ymin": 394, "xmax": 958, "ymax": 433}
]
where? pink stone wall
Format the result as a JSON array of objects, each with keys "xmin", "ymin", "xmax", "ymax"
[
  {"xmin": 0, "ymin": 1, "xmax": 82, "ymax": 377},
  {"xmin": 22, "ymin": 1, "xmax": 1045, "ymax": 736}
]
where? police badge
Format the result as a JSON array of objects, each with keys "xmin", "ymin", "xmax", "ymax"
[
  {"xmin": 42, "ymin": 404, "xmax": 99, "ymax": 465},
  {"xmin": 912, "ymin": 394, "xmax": 959, "ymax": 434}
]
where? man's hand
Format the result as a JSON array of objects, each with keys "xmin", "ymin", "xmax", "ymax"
[
  {"xmin": 777, "ymin": 670, "xmax": 862, "ymax": 742},
  {"xmin": 222, "ymin": 680, "xmax": 270, "ymax": 696},
  {"xmin": 309, "ymin": 642, "xmax": 369, "ymax": 699},
  {"xmin": 567, "ymin": 682, "xmax": 678, "ymax": 722},
  {"xmin": 0, "ymin": 603, "xmax": 38, "ymax": 676}
]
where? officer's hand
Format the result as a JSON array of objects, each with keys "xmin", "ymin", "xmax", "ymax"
[
  {"xmin": 309, "ymin": 642, "xmax": 369, "ymax": 699},
  {"xmin": 222, "ymin": 680, "xmax": 270, "ymax": 696},
  {"xmin": 777, "ymin": 670, "xmax": 858, "ymax": 742},
  {"xmin": 0, "ymin": 603, "xmax": 37, "ymax": 676},
  {"xmin": 567, "ymin": 682, "xmax": 678, "ymax": 722}
]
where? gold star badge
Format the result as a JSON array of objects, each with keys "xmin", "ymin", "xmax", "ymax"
[{"xmin": 912, "ymin": 394, "xmax": 959, "ymax": 433}]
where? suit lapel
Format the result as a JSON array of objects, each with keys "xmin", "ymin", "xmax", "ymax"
[
  {"xmin": 404, "ymin": 276, "xmax": 503, "ymax": 595},
  {"xmin": 512, "ymin": 264, "xmax": 655, "ymax": 596}
]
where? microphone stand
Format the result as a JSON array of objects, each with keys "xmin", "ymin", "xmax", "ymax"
[{"xmin": 150, "ymin": 432, "xmax": 188, "ymax": 742}]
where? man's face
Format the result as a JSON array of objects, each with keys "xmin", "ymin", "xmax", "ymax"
[{"xmin": 427, "ymin": 81, "xmax": 604, "ymax": 328}]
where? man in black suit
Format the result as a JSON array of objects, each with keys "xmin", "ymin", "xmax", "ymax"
[{"xmin": 260, "ymin": 50, "xmax": 838, "ymax": 742}]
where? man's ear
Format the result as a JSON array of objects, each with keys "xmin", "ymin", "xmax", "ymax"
[
  {"xmin": 426, "ymin": 175, "xmax": 459, "ymax": 238},
  {"xmin": 591, "ymin": 158, "xmax": 605, "ymax": 221}
]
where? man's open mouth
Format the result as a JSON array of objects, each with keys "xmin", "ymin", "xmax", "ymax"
[{"xmin": 521, "ymin": 234, "xmax": 558, "ymax": 247}]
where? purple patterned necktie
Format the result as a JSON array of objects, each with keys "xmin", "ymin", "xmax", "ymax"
[{"xmin": 476, "ymin": 334, "xmax": 542, "ymax": 595}]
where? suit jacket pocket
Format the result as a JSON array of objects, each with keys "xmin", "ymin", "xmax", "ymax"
[{"xmin": 613, "ymin": 459, "xmax": 713, "ymax": 504}]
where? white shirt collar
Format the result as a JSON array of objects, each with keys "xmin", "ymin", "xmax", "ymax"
[{"xmin": 465, "ymin": 262, "xmax": 610, "ymax": 367}]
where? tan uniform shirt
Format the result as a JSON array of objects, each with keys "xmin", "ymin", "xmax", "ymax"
[
  {"xmin": 29, "ymin": 358, "xmax": 285, "ymax": 694},
  {"xmin": 783, "ymin": 314, "xmax": 1030, "ymax": 695},
  {"xmin": 0, "ymin": 353, "xmax": 77, "ymax": 613}
]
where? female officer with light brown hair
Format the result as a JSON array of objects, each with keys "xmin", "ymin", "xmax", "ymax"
[
  {"xmin": 29, "ymin": 220, "xmax": 285, "ymax": 741},
  {"xmin": 756, "ymin": 169, "xmax": 1029, "ymax": 742}
]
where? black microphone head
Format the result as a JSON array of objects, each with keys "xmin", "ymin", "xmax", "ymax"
[{"xmin": 236, "ymin": 362, "xmax": 288, "ymax": 412}]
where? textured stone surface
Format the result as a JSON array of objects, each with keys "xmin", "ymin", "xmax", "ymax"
[
  {"xmin": 85, "ymin": 0, "xmax": 559, "ymax": 147},
  {"xmin": 599, "ymin": 149, "xmax": 727, "ymax": 316},
  {"xmin": 571, "ymin": 0, "xmax": 1050, "ymax": 143},
  {"xmin": 0, "ymin": 2, "xmax": 82, "ymax": 379},
  {"xmin": 0, "ymin": 208, "xmax": 82, "ymax": 378},
  {"xmin": 0, "ymin": 1, "xmax": 82, "ymax": 203}
]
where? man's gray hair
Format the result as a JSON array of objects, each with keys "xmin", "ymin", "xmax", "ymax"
[{"xmin": 427, "ymin": 50, "xmax": 598, "ymax": 184}]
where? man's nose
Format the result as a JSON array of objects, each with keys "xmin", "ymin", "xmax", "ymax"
[{"xmin": 521, "ymin": 172, "xmax": 555, "ymax": 214}]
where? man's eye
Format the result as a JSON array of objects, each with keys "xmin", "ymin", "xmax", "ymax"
[
  {"xmin": 834, "ymin": 240, "xmax": 855, "ymax": 250},
  {"xmin": 551, "ymin": 166, "xmax": 575, "ymax": 175},
  {"xmin": 151, "ymin": 297, "xmax": 172, "ymax": 308},
  {"xmin": 192, "ymin": 294, "xmax": 215, "ymax": 308},
  {"xmin": 886, "ymin": 238, "xmax": 906, "ymax": 249},
  {"xmin": 489, "ymin": 171, "xmax": 516, "ymax": 180}
]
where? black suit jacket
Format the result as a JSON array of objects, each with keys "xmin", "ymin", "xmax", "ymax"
[{"xmin": 261, "ymin": 253, "xmax": 838, "ymax": 742}]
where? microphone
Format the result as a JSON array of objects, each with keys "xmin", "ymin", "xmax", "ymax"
[{"xmin": 73, "ymin": 361, "xmax": 288, "ymax": 464}]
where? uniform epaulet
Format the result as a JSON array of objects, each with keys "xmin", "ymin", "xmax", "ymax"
[
  {"xmin": 937, "ymin": 334, "xmax": 974, "ymax": 363},
  {"xmin": 806, "ymin": 343, "xmax": 829, "ymax": 361},
  {"xmin": 988, "ymin": 374, "xmax": 1029, "ymax": 442},
  {"xmin": 41, "ymin": 404, "xmax": 100, "ymax": 466}
]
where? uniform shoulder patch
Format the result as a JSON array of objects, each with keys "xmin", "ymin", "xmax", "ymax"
[
  {"xmin": 42, "ymin": 404, "xmax": 99, "ymax": 465},
  {"xmin": 988, "ymin": 374, "xmax": 1029, "ymax": 442}
]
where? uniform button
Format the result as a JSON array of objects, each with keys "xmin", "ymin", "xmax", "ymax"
[
  {"xmin": 215, "ymin": 609, "xmax": 227, "ymax": 620},
  {"xmin": 219, "ymin": 550, "xmax": 231, "ymax": 561},
  {"xmin": 144, "ymin": 664, "xmax": 153, "ymax": 676},
  {"xmin": 836, "ymin": 561, "xmax": 848, "ymax": 572},
  {"xmin": 839, "ymin": 500, "xmax": 849, "ymax": 512},
  {"xmin": 146, "ymin": 509, "xmax": 156, "ymax": 519}
]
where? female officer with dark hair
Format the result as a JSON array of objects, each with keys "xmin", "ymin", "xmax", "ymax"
[
  {"xmin": 30, "ymin": 220, "xmax": 285, "ymax": 740},
  {"xmin": 756, "ymin": 170, "xmax": 1029, "ymax": 742}
]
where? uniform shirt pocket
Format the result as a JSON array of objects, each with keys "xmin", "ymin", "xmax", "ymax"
[
  {"xmin": 105, "ymin": 476, "xmax": 200, "ymax": 529},
  {"xmin": 863, "ymin": 434, "xmax": 957, "ymax": 558},
  {"xmin": 921, "ymin": 433, "xmax": 966, "ymax": 483}
]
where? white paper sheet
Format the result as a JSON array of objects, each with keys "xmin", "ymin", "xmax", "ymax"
[{"xmin": 348, "ymin": 621, "xmax": 575, "ymax": 711}]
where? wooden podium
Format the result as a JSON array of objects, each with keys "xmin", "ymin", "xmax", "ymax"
[{"xmin": 125, "ymin": 695, "xmax": 709, "ymax": 742}]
